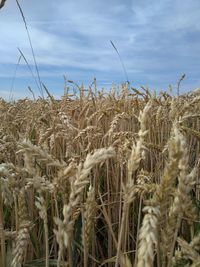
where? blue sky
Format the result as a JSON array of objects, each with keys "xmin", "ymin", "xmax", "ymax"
[{"xmin": 0, "ymin": 0, "xmax": 200, "ymax": 99}]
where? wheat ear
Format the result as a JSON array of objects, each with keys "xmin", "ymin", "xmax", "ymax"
[
  {"xmin": 54, "ymin": 147, "xmax": 115, "ymax": 266},
  {"xmin": 12, "ymin": 190, "xmax": 32, "ymax": 267},
  {"xmin": 82, "ymin": 185, "xmax": 96, "ymax": 267},
  {"xmin": 136, "ymin": 200, "xmax": 160, "ymax": 267},
  {"xmin": 115, "ymin": 101, "xmax": 152, "ymax": 267}
]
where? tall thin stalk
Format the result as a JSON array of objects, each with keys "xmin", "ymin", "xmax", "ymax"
[
  {"xmin": 15, "ymin": 0, "xmax": 44, "ymax": 98},
  {"xmin": 0, "ymin": 182, "xmax": 6, "ymax": 267},
  {"xmin": 35, "ymin": 195, "xmax": 49, "ymax": 267}
]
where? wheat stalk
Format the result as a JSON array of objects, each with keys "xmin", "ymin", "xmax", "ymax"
[
  {"xmin": 54, "ymin": 147, "xmax": 115, "ymax": 266},
  {"xmin": 82, "ymin": 185, "xmax": 96, "ymax": 267}
]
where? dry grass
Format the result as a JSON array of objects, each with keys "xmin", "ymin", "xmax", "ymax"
[{"xmin": 0, "ymin": 84, "xmax": 200, "ymax": 267}]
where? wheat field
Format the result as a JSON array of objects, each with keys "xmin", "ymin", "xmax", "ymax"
[{"xmin": 0, "ymin": 84, "xmax": 200, "ymax": 267}]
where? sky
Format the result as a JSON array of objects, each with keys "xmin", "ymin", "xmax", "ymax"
[{"xmin": 0, "ymin": 0, "xmax": 200, "ymax": 99}]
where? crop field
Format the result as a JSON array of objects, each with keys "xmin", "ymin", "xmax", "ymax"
[{"xmin": 0, "ymin": 85, "xmax": 200, "ymax": 267}]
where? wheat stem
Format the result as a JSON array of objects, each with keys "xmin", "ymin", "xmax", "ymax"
[{"xmin": 0, "ymin": 182, "xmax": 6, "ymax": 267}]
